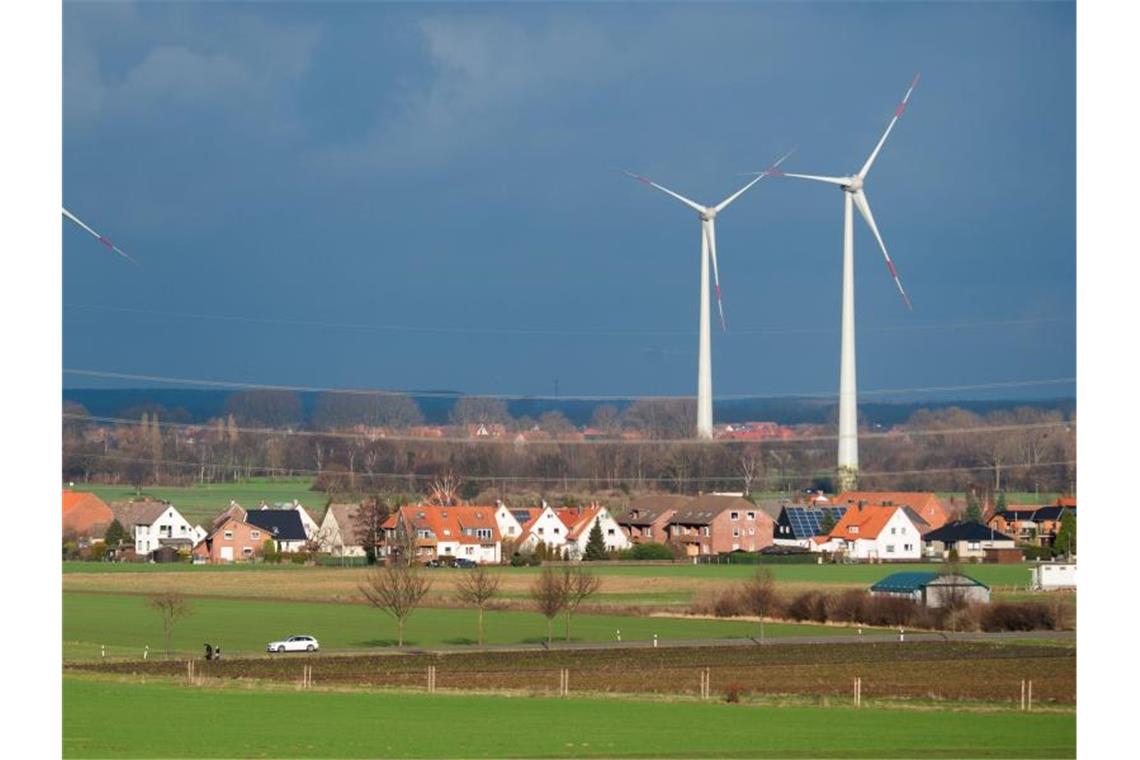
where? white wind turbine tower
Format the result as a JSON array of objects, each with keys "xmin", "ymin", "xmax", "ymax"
[
  {"xmin": 626, "ymin": 149, "xmax": 793, "ymax": 439},
  {"xmin": 62, "ymin": 208, "xmax": 136, "ymax": 263},
  {"xmin": 781, "ymin": 75, "xmax": 919, "ymax": 491}
]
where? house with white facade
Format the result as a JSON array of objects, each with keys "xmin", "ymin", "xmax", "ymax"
[
  {"xmin": 517, "ymin": 503, "xmax": 570, "ymax": 553},
  {"xmin": 555, "ymin": 504, "xmax": 631, "ymax": 559},
  {"xmin": 825, "ymin": 503, "xmax": 929, "ymax": 561},
  {"xmin": 110, "ymin": 499, "xmax": 202, "ymax": 558},
  {"xmin": 384, "ymin": 505, "xmax": 502, "ymax": 565},
  {"xmin": 319, "ymin": 503, "xmax": 367, "ymax": 557},
  {"xmin": 494, "ymin": 502, "xmax": 525, "ymax": 545}
]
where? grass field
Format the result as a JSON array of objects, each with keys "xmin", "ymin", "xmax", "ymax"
[
  {"xmin": 63, "ymin": 676, "xmax": 1076, "ymax": 758},
  {"xmin": 64, "ymin": 592, "xmax": 871, "ymax": 660}
]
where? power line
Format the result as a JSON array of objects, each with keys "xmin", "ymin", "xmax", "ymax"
[
  {"xmin": 73, "ymin": 451, "xmax": 1076, "ymax": 484},
  {"xmin": 65, "ymin": 412, "xmax": 1075, "ymax": 447},
  {"xmin": 62, "ymin": 368, "xmax": 1077, "ymax": 402},
  {"xmin": 64, "ymin": 303, "xmax": 1073, "ymax": 338}
]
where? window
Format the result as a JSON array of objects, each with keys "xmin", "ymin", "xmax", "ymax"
[
  {"xmin": 251, "ymin": 531, "xmax": 260, "ymax": 540},
  {"xmin": 553, "ymin": 528, "xmax": 561, "ymax": 535},
  {"xmin": 732, "ymin": 529, "xmax": 740, "ymax": 538},
  {"xmin": 607, "ymin": 528, "xmax": 615, "ymax": 536},
  {"xmin": 886, "ymin": 544, "xmax": 896, "ymax": 553},
  {"xmin": 748, "ymin": 528, "xmax": 755, "ymax": 536},
  {"xmin": 730, "ymin": 512, "xmax": 739, "ymax": 521},
  {"xmin": 466, "ymin": 547, "xmax": 474, "ymax": 555},
  {"xmin": 904, "ymin": 544, "xmax": 913, "ymax": 551},
  {"xmin": 747, "ymin": 512, "xmax": 755, "ymax": 520},
  {"xmin": 538, "ymin": 528, "xmax": 545, "ymax": 535},
  {"xmin": 476, "ymin": 528, "xmax": 492, "ymax": 540},
  {"xmin": 703, "ymin": 526, "xmax": 710, "ymax": 537},
  {"xmin": 224, "ymin": 530, "xmax": 233, "ymax": 540},
  {"xmin": 509, "ymin": 526, "xmax": 516, "ymax": 534},
  {"xmin": 646, "ymin": 528, "xmax": 653, "ymax": 538},
  {"xmin": 242, "ymin": 547, "xmax": 253, "ymax": 557},
  {"xmin": 890, "ymin": 527, "xmax": 897, "ymax": 535},
  {"xmin": 848, "ymin": 526, "xmax": 859, "ymax": 534}
]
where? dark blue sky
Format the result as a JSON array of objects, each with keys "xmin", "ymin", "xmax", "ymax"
[{"xmin": 63, "ymin": 1, "xmax": 1075, "ymax": 401}]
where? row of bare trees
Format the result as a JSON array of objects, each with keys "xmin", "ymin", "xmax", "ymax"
[
  {"xmin": 63, "ymin": 403, "xmax": 1074, "ymax": 496},
  {"xmin": 358, "ymin": 564, "xmax": 601, "ymax": 647}
]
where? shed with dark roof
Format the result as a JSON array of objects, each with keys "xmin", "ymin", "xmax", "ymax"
[{"xmin": 870, "ymin": 571, "xmax": 990, "ymax": 607}]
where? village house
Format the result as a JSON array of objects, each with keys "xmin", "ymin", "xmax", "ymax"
[
  {"xmin": 110, "ymin": 499, "xmax": 204, "ymax": 558},
  {"xmin": 987, "ymin": 499, "xmax": 1075, "ymax": 548},
  {"xmin": 618, "ymin": 495, "xmax": 690, "ymax": 544},
  {"xmin": 516, "ymin": 503, "xmax": 571, "ymax": 553},
  {"xmin": 922, "ymin": 520, "xmax": 1016, "ymax": 561},
  {"xmin": 826, "ymin": 503, "xmax": 929, "ymax": 561},
  {"xmin": 245, "ymin": 508, "xmax": 308, "ymax": 553},
  {"xmin": 834, "ymin": 491, "xmax": 950, "ymax": 530},
  {"xmin": 771, "ymin": 503, "xmax": 849, "ymax": 549},
  {"xmin": 660, "ymin": 494, "xmax": 776, "ymax": 556},
  {"xmin": 62, "ymin": 489, "xmax": 115, "ymax": 541},
  {"xmin": 319, "ymin": 503, "xmax": 367, "ymax": 557},
  {"xmin": 384, "ymin": 505, "xmax": 503, "ymax": 565},
  {"xmin": 554, "ymin": 504, "xmax": 631, "ymax": 558},
  {"xmin": 192, "ymin": 516, "xmax": 265, "ymax": 563}
]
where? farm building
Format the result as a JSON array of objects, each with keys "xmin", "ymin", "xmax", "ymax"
[
  {"xmin": 870, "ymin": 572, "xmax": 991, "ymax": 607},
  {"xmin": 62, "ymin": 489, "xmax": 114, "ymax": 540},
  {"xmin": 922, "ymin": 520, "xmax": 1015, "ymax": 561},
  {"xmin": 1031, "ymin": 562, "xmax": 1076, "ymax": 590}
]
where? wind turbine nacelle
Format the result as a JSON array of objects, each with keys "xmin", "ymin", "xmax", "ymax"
[{"xmin": 700, "ymin": 208, "xmax": 716, "ymax": 221}]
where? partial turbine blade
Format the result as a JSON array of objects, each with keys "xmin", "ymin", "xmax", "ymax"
[
  {"xmin": 783, "ymin": 173, "xmax": 849, "ymax": 187},
  {"xmin": 705, "ymin": 220, "xmax": 726, "ymax": 331},
  {"xmin": 714, "ymin": 147, "xmax": 796, "ymax": 213},
  {"xmin": 858, "ymin": 73, "xmax": 920, "ymax": 181},
  {"xmin": 62, "ymin": 208, "xmax": 136, "ymax": 264},
  {"xmin": 852, "ymin": 190, "xmax": 911, "ymax": 310},
  {"xmin": 624, "ymin": 171, "xmax": 706, "ymax": 215}
]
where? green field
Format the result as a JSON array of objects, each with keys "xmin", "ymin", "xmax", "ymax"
[
  {"xmin": 64, "ymin": 592, "xmax": 869, "ymax": 660},
  {"xmin": 63, "ymin": 677, "xmax": 1075, "ymax": 758},
  {"xmin": 64, "ymin": 560, "xmax": 1038, "ymax": 588}
]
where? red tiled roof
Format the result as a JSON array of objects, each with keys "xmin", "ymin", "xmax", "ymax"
[
  {"xmin": 828, "ymin": 504, "xmax": 911, "ymax": 541},
  {"xmin": 396, "ymin": 505, "xmax": 502, "ymax": 545},
  {"xmin": 555, "ymin": 506, "xmax": 603, "ymax": 541},
  {"xmin": 835, "ymin": 491, "xmax": 949, "ymax": 530}
]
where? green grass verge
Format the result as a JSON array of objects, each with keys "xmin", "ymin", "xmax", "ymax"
[
  {"xmin": 64, "ymin": 592, "xmax": 865, "ymax": 660},
  {"xmin": 63, "ymin": 676, "xmax": 1075, "ymax": 758},
  {"xmin": 64, "ymin": 561, "xmax": 1037, "ymax": 588}
]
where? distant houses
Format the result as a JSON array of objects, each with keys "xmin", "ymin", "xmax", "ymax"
[{"xmin": 922, "ymin": 520, "xmax": 1015, "ymax": 561}]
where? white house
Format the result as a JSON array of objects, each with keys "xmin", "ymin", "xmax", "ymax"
[
  {"xmin": 110, "ymin": 499, "xmax": 199, "ymax": 557},
  {"xmin": 518, "ymin": 503, "xmax": 570, "ymax": 552},
  {"xmin": 826, "ymin": 504, "xmax": 928, "ymax": 561},
  {"xmin": 320, "ymin": 503, "xmax": 367, "ymax": 557},
  {"xmin": 556, "ymin": 505, "xmax": 631, "ymax": 559},
  {"xmin": 1031, "ymin": 562, "xmax": 1076, "ymax": 590},
  {"xmin": 493, "ymin": 502, "xmax": 525, "ymax": 545}
]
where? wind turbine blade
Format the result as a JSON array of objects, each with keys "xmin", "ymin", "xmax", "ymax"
[
  {"xmin": 858, "ymin": 73, "xmax": 920, "ymax": 180},
  {"xmin": 852, "ymin": 190, "xmax": 911, "ymax": 310},
  {"xmin": 624, "ymin": 171, "xmax": 706, "ymax": 214},
  {"xmin": 783, "ymin": 173, "xmax": 849, "ymax": 186},
  {"xmin": 714, "ymin": 147, "xmax": 796, "ymax": 213},
  {"xmin": 706, "ymin": 221, "xmax": 726, "ymax": 331},
  {"xmin": 62, "ymin": 208, "xmax": 136, "ymax": 264}
]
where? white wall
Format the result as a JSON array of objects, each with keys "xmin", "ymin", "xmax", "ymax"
[
  {"xmin": 1032, "ymin": 563, "xmax": 1076, "ymax": 589},
  {"xmin": 843, "ymin": 509, "xmax": 922, "ymax": 561},
  {"xmin": 567, "ymin": 509, "xmax": 631, "ymax": 558},
  {"xmin": 135, "ymin": 506, "xmax": 196, "ymax": 555}
]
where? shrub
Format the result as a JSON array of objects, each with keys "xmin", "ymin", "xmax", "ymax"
[
  {"xmin": 630, "ymin": 542, "xmax": 675, "ymax": 560},
  {"xmin": 980, "ymin": 602, "xmax": 1056, "ymax": 632},
  {"xmin": 712, "ymin": 588, "xmax": 746, "ymax": 618},
  {"xmin": 289, "ymin": 552, "xmax": 310, "ymax": 565},
  {"xmin": 827, "ymin": 589, "xmax": 867, "ymax": 623},
  {"xmin": 723, "ymin": 683, "xmax": 749, "ymax": 703},
  {"xmin": 784, "ymin": 591, "xmax": 829, "ymax": 623},
  {"xmin": 862, "ymin": 595, "xmax": 917, "ymax": 627},
  {"xmin": 89, "ymin": 542, "xmax": 109, "ymax": 561},
  {"xmin": 510, "ymin": 553, "xmax": 528, "ymax": 567}
]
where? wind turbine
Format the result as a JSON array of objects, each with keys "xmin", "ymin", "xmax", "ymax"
[
  {"xmin": 62, "ymin": 208, "xmax": 136, "ymax": 263},
  {"xmin": 778, "ymin": 75, "xmax": 918, "ymax": 491},
  {"xmin": 625, "ymin": 149, "xmax": 793, "ymax": 439}
]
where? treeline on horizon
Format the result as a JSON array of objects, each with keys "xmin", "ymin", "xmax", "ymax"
[
  {"xmin": 62, "ymin": 387, "xmax": 1076, "ymax": 429},
  {"xmin": 62, "ymin": 389, "xmax": 1076, "ymax": 499}
]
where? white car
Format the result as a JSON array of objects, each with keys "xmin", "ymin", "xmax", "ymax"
[{"xmin": 266, "ymin": 635, "xmax": 320, "ymax": 653}]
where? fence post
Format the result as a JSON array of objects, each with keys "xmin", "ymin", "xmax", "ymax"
[
  {"xmin": 1028, "ymin": 680, "xmax": 1033, "ymax": 711},
  {"xmin": 1020, "ymin": 679, "xmax": 1026, "ymax": 711}
]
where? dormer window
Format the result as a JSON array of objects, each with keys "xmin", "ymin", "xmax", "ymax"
[{"xmin": 848, "ymin": 526, "xmax": 859, "ymax": 534}]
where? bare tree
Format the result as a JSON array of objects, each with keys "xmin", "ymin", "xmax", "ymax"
[
  {"xmin": 529, "ymin": 568, "xmax": 567, "ymax": 644},
  {"xmin": 148, "ymin": 591, "xmax": 193, "ymax": 659},
  {"xmin": 354, "ymin": 497, "xmax": 391, "ymax": 565},
  {"xmin": 426, "ymin": 473, "xmax": 463, "ymax": 506},
  {"xmin": 359, "ymin": 564, "xmax": 433, "ymax": 646},
  {"xmin": 740, "ymin": 569, "xmax": 780, "ymax": 640},
  {"xmin": 455, "ymin": 565, "xmax": 502, "ymax": 644},
  {"xmin": 739, "ymin": 445, "xmax": 764, "ymax": 496},
  {"xmin": 560, "ymin": 567, "xmax": 602, "ymax": 642}
]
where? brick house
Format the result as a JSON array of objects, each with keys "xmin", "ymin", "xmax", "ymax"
[
  {"xmin": 192, "ymin": 516, "xmax": 265, "ymax": 563},
  {"xmin": 987, "ymin": 499, "xmax": 1075, "ymax": 547},
  {"xmin": 660, "ymin": 495, "xmax": 776, "ymax": 556},
  {"xmin": 618, "ymin": 495, "xmax": 690, "ymax": 544}
]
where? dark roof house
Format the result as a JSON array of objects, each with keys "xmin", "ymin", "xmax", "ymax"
[
  {"xmin": 244, "ymin": 509, "xmax": 307, "ymax": 543},
  {"xmin": 923, "ymin": 520, "xmax": 1014, "ymax": 543},
  {"xmin": 776, "ymin": 505, "xmax": 849, "ymax": 540}
]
